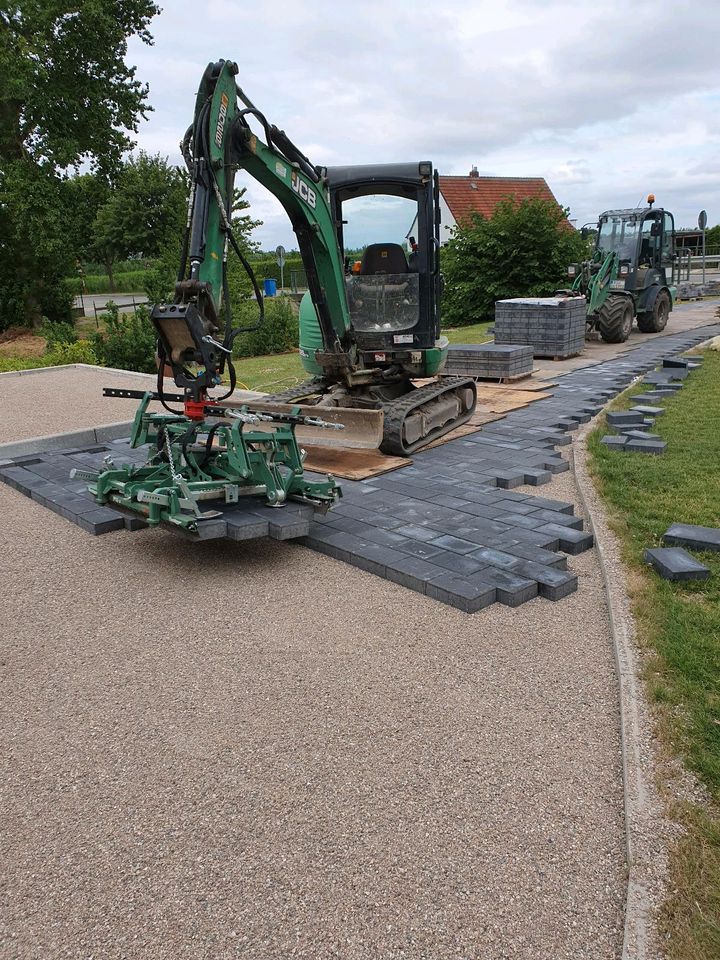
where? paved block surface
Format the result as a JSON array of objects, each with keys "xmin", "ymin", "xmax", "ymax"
[
  {"xmin": 644, "ymin": 547, "xmax": 711, "ymax": 581},
  {"xmin": 2, "ymin": 323, "xmax": 718, "ymax": 614},
  {"xmin": 662, "ymin": 522, "xmax": 720, "ymax": 553}
]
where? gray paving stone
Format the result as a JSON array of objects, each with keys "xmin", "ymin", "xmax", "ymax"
[
  {"xmin": 526, "ymin": 509, "xmax": 584, "ymax": 529},
  {"xmin": 76, "ymin": 508, "xmax": 126, "ymax": 536},
  {"xmin": 522, "ymin": 495, "xmax": 574, "ymax": 515},
  {"xmin": 469, "ymin": 547, "xmax": 522, "ymax": 570},
  {"xmin": 501, "ymin": 543, "xmax": 567, "ymax": 569},
  {"xmin": 395, "ymin": 539, "xmax": 446, "ymax": 560},
  {"xmin": 629, "ymin": 405, "xmax": 665, "ymax": 417},
  {"xmin": 662, "ymin": 523, "xmax": 720, "ymax": 552},
  {"xmin": 473, "ymin": 567, "xmax": 538, "ymax": 606},
  {"xmin": 511, "ymin": 560, "xmax": 578, "ymax": 600},
  {"xmin": 620, "ymin": 430, "xmax": 661, "ymax": 441},
  {"xmin": 225, "ymin": 512, "xmax": 271, "ymax": 540},
  {"xmin": 600, "ymin": 435, "xmax": 627, "ymax": 450},
  {"xmin": 429, "ymin": 533, "xmax": 482, "ymax": 554},
  {"xmin": 428, "ymin": 550, "xmax": 487, "ymax": 576},
  {"xmin": 522, "ymin": 467, "xmax": 552, "ymax": 485},
  {"xmin": 606, "ymin": 411, "xmax": 645, "ymax": 427},
  {"xmin": 644, "ymin": 547, "xmax": 710, "ymax": 581},
  {"xmin": 492, "ymin": 469, "xmax": 527, "ymax": 489},
  {"xmin": 624, "ymin": 439, "xmax": 667, "ymax": 455},
  {"xmin": 537, "ymin": 523, "xmax": 594, "ymax": 554},
  {"xmin": 425, "ymin": 572, "xmax": 497, "ymax": 612}
]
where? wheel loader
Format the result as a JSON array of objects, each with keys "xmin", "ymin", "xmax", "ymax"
[
  {"xmin": 81, "ymin": 59, "xmax": 476, "ymax": 535},
  {"xmin": 562, "ymin": 196, "xmax": 677, "ymax": 343}
]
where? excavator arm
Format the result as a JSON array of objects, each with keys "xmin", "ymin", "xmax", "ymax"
[{"xmin": 154, "ymin": 59, "xmax": 354, "ymax": 412}]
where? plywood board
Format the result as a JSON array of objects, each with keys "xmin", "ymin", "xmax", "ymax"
[
  {"xmin": 303, "ymin": 445, "xmax": 411, "ymax": 480},
  {"xmin": 475, "ymin": 385, "xmax": 551, "ymax": 412}
]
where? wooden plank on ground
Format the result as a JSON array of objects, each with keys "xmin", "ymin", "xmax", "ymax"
[
  {"xmin": 303, "ymin": 445, "xmax": 411, "ymax": 480},
  {"xmin": 475, "ymin": 385, "xmax": 551, "ymax": 412}
]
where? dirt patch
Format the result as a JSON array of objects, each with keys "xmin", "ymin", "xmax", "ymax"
[{"xmin": 0, "ymin": 327, "xmax": 46, "ymax": 357}]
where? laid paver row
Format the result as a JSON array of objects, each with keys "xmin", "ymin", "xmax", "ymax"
[{"xmin": 2, "ymin": 322, "xmax": 719, "ymax": 612}]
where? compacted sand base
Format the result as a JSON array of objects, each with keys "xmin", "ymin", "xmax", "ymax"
[{"xmin": 0, "ymin": 460, "xmax": 625, "ymax": 959}]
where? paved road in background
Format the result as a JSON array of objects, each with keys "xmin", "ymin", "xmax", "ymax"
[{"xmin": 74, "ymin": 292, "xmax": 148, "ymax": 317}]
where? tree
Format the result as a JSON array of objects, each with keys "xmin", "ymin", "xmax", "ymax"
[
  {"xmin": 0, "ymin": 1, "xmax": 159, "ymax": 326},
  {"xmin": 231, "ymin": 187, "xmax": 263, "ymax": 253},
  {"xmin": 705, "ymin": 223, "xmax": 720, "ymax": 251},
  {"xmin": 90, "ymin": 152, "xmax": 187, "ymax": 289},
  {"xmin": 441, "ymin": 197, "xmax": 588, "ymax": 327}
]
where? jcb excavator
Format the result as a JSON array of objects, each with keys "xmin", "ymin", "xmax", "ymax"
[{"xmin": 85, "ymin": 59, "xmax": 476, "ymax": 534}]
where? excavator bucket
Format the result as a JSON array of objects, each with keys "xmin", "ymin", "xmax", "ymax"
[{"xmin": 221, "ymin": 399, "xmax": 384, "ymax": 449}]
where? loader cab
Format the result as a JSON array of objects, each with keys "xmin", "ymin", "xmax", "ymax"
[
  {"xmin": 596, "ymin": 206, "xmax": 675, "ymax": 285},
  {"xmin": 326, "ymin": 162, "xmax": 442, "ymax": 354}
]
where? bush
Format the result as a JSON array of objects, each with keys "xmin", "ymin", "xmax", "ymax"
[
  {"xmin": 231, "ymin": 297, "xmax": 298, "ymax": 359},
  {"xmin": 441, "ymin": 197, "xmax": 588, "ymax": 327},
  {"xmin": 0, "ymin": 339, "xmax": 98, "ymax": 372},
  {"xmin": 39, "ymin": 320, "xmax": 77, "ymax": 348},
  {"xmin": 90, "ymin": 302, "xmax": 157, "ymax": 373},
  {"xmin": 44, "ymin": 340, "xmax": 98, "ymax": 365}
]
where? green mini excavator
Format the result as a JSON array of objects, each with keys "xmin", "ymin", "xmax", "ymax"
[{"xmin": 84, "ymin": 59, "xmax": 476, "ymax": 535}]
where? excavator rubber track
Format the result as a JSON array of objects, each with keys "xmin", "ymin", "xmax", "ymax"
[
  {"xmin": 381, "ymin": 376, "xmax": 477, "ymax": 455},
  {"xmin": 267, "ymin": 378, "xmax": 330, "ymax": 403}
]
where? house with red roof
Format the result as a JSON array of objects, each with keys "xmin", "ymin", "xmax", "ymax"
[{"xmin": 407, "ymin": 166, "xmax": 565, "ymax": 244}]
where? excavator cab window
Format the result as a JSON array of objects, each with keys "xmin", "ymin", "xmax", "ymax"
[{"xmin": 338, "ymin": 193, "xmax": 421, "ymax": 333}]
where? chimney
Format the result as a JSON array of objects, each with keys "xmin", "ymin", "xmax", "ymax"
[{"xmin": 469, "ymin": 165, "xmax": 479, "ymax": 178}]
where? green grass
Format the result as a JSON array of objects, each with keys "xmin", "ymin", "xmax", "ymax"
[
  {"xmin": 588, "ymin": 349, "xmax": 720, "ymax": 959},
  {"xmin": 444, "ymin": 320, "xmax": 494, "ymax": 344},
  {"xmin": 232, "ymin": 351, "xmax": 305, "ymax": 392}
]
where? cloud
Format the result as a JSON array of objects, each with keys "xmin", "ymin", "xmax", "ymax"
[{"xmin": 128, "ymin": 0, "xmax": 720, "ymax": 247}]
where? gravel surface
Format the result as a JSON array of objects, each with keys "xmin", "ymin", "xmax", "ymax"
[
  {"xmin": 0, "ymin": 367, "xmax": 153, "ymax": 443},
  {"xmin": 0, "ymin": 376, "xmax": 626, "ymax": 959},
  {"xmin": 0, "ymin": 367, "xmax": 262, "ymax": 445}
]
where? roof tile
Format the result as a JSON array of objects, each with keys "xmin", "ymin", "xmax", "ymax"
[{"xmin": 440, "ymin": 176, "xmax": 562, "ymax": 223}]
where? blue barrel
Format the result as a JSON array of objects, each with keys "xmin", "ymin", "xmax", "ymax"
[{"xmin": 263, "ymin": 278, "xmax": 277, "ymax": 297}]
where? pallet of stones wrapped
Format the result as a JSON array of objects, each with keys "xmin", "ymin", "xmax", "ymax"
[
  {"xmin": 443, "ymin": 342, "xmax": 533, "ymax": 381},
  {"xmin": 599, "ymin": 353, "xmax": 703, "ymax": 455},
  {"xmin": 493, "ymin": 296, "xmax": 586, "ymax": 360}
]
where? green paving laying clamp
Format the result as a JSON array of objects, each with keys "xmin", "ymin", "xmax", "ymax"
[{"xmin": 74, "ymin": 392, "xmax": 341, "ymax": 534}]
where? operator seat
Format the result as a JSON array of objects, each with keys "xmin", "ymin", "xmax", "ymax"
[{"xmin": 360, "ymin": 243, "xmax": 409, "ymax": 275}]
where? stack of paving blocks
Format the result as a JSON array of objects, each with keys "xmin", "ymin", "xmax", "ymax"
[
  {"xmin": 644, "ymin": 523, "xmax": 719, "ymax": 582},
  {"xmin": 494, "ymin": 297, "xmax": 586, "ymax": 359},
  {"xmin": 444, "ymin": 342, "xmax": 533, "ymax": 380},
  {"xmin": 600, "ymin": 407, "xmax": 667, "ymax": 454},
  {"xmin": 600, "ymin": 353, "xmax": 704, "ymax": 455}
]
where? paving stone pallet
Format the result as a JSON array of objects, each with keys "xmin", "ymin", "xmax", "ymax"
[
  {"xmin": 494, "ymin": 296, "xmax": 587, "ymax": 359},
  {"xmin": 444, "ymin": 343, "xmax": 534, "ymax": 380},
  {"xmin": 2, "ymin": 322, "xmax": 719, "ymax": 613}
]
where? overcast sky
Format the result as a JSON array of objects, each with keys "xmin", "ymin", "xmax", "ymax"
[{"xmin": 127, "ymin": 0, "xmax": 720, "ymax": 250}]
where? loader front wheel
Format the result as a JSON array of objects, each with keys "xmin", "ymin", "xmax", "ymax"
[
  {"xmin": 596, "ymin": 296, "xmax": 634, "ymax": 344},
  {"xmin": 636, "ymin": 290, "xmax": 670, "ymax": 333}
]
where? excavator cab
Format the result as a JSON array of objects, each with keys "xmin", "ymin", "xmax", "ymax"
[{"xmin": 298, "ymin": 162, "xmax": 445, "ymax": 377}]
